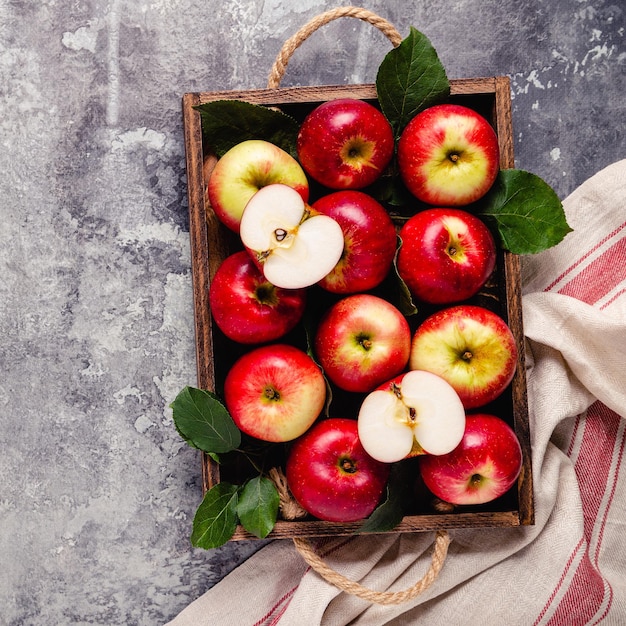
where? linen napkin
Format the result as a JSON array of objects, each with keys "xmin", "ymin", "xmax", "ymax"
[{"xmin": 167, "ymin": 159, "xmax": 626, "ymax": 626}]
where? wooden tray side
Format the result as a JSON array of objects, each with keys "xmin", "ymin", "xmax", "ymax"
[{"xmin": 182, "ymin": 78, "xmax": 535, "ymax": 537}]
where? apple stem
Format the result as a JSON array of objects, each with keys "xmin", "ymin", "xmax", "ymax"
[
  {"xmin": 461, "ymin": 350, "xmax": 473, "ymax": 361},
  {"xmin": 339, "ymin": 457, "xmax": 357, "ymax": 474},
  {"xmin": 264, "ymin": 386, "xmax": 280, "ymax": 401},
  {"xmin": 469, "ymin": 473, "xmax": 483, "ymax": 487},
  {"xmin": 449, "ymin": 153, "xmax": 460, "ymax": 163},
  {"xmin": 448, "ymin": 246, "xmax": 457, "ymax": 256}
]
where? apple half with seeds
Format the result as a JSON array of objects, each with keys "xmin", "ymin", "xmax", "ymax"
[
  {"xmin": 357, "ymin": 369, "xmax": 466, "ymax": 464},
  {"xmin": 239, "ymin": 183, "xmax": 344, "ymax": 290}
]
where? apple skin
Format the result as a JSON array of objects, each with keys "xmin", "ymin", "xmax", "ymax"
[
  {"xmin": 397, "ymin": 207, "xmax": 497, "ymax": 304},
  {"xmin": 208, "ymin": 251, "xmax": 307, "ymax": 344},
  {"xmin": 410, "ymin": 305, "xmax": 517, "ymax": 409},
  {"xmin": 207, "ymin": 139, "xmax": 309, "ymax": 233},
  {"xmin": 418, "ymin": 413, "xmax": 523, "ymax": 505},
  {"xmin": 223, "ymin": 343, "xmax": 326, "ymax": 443},
  {"xmin": 314, "ymin": 294, "xmax": 411, "ymax": 393},
  {"xmin": 312, "ymin": 190, "xmax": 398, "ymax": 294},
  {"xmin": 286, "ymin": 418, "xmax": 391, "ymax": 522},
  {"xmin": 397, "ymin": 103, "xmax": 500, "ymax": 206},
  {"xmin": 296, "ymin": 98, "xmax": 395, "ymax": 190}
]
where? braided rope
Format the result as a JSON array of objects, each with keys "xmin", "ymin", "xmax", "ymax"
[
  {"xmin": 267, "ymin": 6, "xmax": 402, "ymax": 89},
  {"xmin": 293, "ymin": 531, "xmax": 451, "ymax": 605}
]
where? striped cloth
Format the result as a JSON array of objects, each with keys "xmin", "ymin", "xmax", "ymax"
[{"xmin": 168, "ymin": 159, "xmax": 626, "ymax": 626}]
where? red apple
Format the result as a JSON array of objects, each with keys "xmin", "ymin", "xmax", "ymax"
[
  {"xmin": 296, "ymin": 98, "xmax": 394, "ymax": 189},
  {"xmin": 286, "ymin": 418, "xmax": 391, "ymax": 522},
  {"xmin": 314, "ymin": 294, "xmax": 411, "ymax": 393},
  {"xmin": 207, "ymin": 139, "xmax": 309, "ymax": 232},
  {"xmin": 397, "ymin": 104, "xmax": 500, "ymax": 206},
  {"xmin": 397, "ymin": 207, "xmax": 496, "ymax": 304},
  {"xmin": 410, "ymin": 305, "xmax": 517, "ymax": 409},
  {"xmin": 223, "ymin": 343, "xmax": 326, "ymax": 443},
  {"xmin": 208, "ymin": 251, "xmax": 307, "ymax": 344},
  {"xmin": 419, "ymin": 413, "xmax": 523, "ymax": 505},
  {"xmin": 312, "ymin": 190, "xmax": 398, "ymax": 293}
]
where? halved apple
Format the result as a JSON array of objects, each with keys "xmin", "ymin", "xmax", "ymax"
[
  {"xmin": 357, "ymin": 370, "xmax": 466, "ymax": 464},
  {"xmin": 239, "ymin": 184, "xmax": 344, "ymax": 290}
]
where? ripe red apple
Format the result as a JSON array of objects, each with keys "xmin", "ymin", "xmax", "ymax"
[
  {"xmin": 397, "ymin": 207, "xmax": 496, "ymax": 304},
  {"xmin": 223, "ymin": 343, "xmax": 326, "ymax": 443},
  {"xmin": 208, "ymin": 251, "xmax": 307, "ymax": 344},
  {"xmin": 358, "ymin": 370, "xmax": 466, "ymax": 463},
  {"xmin": 296, "ymin": 98, "xmax": 394, "ymax": 189},
  {"xmin": 410, "ymin": 305, "xmax": 517, "ymax": 409},
  {"xmin": 207, "ymin": 139, "xmax": 309, "ymax": 232},
  {"xmin": 314, "ymin": 294, "xmax": 411, "ymax": 393},
  {"xmin": 286, "ymin": 418, "xmax": 391, "ymax": 522},
  {"xmin": 312, "ymin": 190, "xmax": 398, "ymax": 294},
  {"xmin": 397, "ymin": 103, "xmax": 500, "ymax": 206},
  {"xmin": 419, "ymin": 413, "xmax": 523, "ymax": 505}
]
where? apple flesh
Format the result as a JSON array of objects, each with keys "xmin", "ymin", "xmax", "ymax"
[
  {"xmin": 296, "ymin": 98, "xmax": 395, "ymax": 189},
  {"xmin": 207, "ymin": 139, "xmax": 309, "ymax": 232},
  {"xmin": 397, "ymin": 103, "xmax": 500, "ymax": 206},
  {"xmin": 397, "ymin": 208, "xmax": 496, "ymax": 304},
  {"xmin": 314, "ymin": 294, "xmax": 411, "ymax": 393},
  {"xmin": 312, "ymin": 190, "xmax": 398, "ymax": 294},
  {"xmin": 223, "ymin": 343, "xmax": 326, "ymax": 443},
  {"xmin": 419, "ymin": 413, "xmax": 523, "ymax": 505},
  {"xmin": 239, "ymin": 183, "xmax": 344, "ymax": 290},
  {"xmin": 286, "ymin": 418, "xmax": 391, "ymax": 522},
  {"xmin": 357, "ymin": 370, "xmax": 466, "ymax": 463},
  {"xmin": 410, "ymin": 305, "xmax": 517, "ymax": 409},
  {"xmin": 208, "ymin": 251, "xmax": 306, "ymax": 344}
]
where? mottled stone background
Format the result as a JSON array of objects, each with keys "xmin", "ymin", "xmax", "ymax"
[{"xmin": 0, "ymin": 0, "xmax": 623, "ymax": 624}]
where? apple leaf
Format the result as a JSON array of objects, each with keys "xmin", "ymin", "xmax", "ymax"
[
  {"xmin": 170, "ymin": 386, "xmax": 241, "ymax": 454},
  {"xmin": 358, "ymin": 463, "xmax": 412, "ymax": 533},
  {"xmin": 195, "ymin": 100, "xmax": 300, "ymax": 158},
  {"xmin": 476, "ymin": 169, "xmax": 573, "ymax": 254},
  {"xmin": 191, "ymin": 482, "xmax": 240, "ymax": 549},
  {"xmin": 376, "ymin": 26, "xmax": 450, "ymax": 139},
  {"xmin": 236, "ymin": 476, "xmax": 280, "ymax": 539},
  {"xmin": 387, "ymin": 236, "xmax": 418, "ymax": 317}
]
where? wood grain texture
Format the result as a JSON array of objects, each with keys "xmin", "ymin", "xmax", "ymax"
[{"xmin": 182, "ymin": 78, "xmax": 535, "ymax": 537}]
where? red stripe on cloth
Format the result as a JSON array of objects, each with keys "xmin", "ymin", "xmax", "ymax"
[
  {"xmin": 544, "ymin": 222, "xmax": 626, "ymax": 293},
  {"xmin": 540, "ymin": 404, "xmax": 625, "ymax": 625},
  {"xmin": 557, "ymin": 236, "xmax": 626, "ymax": 305}
]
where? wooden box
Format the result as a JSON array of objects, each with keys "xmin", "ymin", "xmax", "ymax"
[{"xmin": 182, "ymin": 77, "xmax": 534, "ymax": 540}]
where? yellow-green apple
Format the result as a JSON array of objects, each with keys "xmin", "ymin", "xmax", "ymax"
[
  {"xmin": 312, "ymin": 190, "xmax": 398, "ymax": 293},
  {"xmin": 208, "ymin": 251, "xmax": 306, "ymax": 344},
  {"xmin": 397, "ymin": 104, "xmax": 500, "ymax": 206},
  {"xmin": 296, "ymin": 98, "xmax": 394, "ymax": 189},
  {"xmin": 314, "ymin": 294, "xmax": 411, "ymax": 393},
  {"xmin": 285, "ymin": 418, "xmax": 391, "ymax": 522},
  {"xmin": 223, "ymin": 343, "xmax": 326, "ymax": 443},
  {"xmin": 239, "ymin": 183, "xmax": 344, "ymax": 289},
  {"xmin": 418, "ymin": 412, "xmax": 523, "ymax": 505},
  {"xmin": 207, "ymin": 139, "xmax": 309, "ymax": 232},
  {"xmin": 410, "ymin": 305, "xmax": 517, "ymax": 409},
  {"xmin": 357, "ymin": 370, "xmax": 466, "ymax": 463},
  {"xmin": 397, "ymin": 207, "xmax": 496, "ymax": 304}
]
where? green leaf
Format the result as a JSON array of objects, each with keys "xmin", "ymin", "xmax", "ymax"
[
  {"xmin": 477, "ymin": 169, "xmax": 573, "ymax": 254},
  {"xmin": 236, "ymin": 476, "xmax": 280, "ymax": 539},
  {"xmin": 376, "ymin": 26, "xmax": 450, "ymax": 138},
  {"xmin": 386, "ymin": 235, "xmax": 418, "ymax": 317},
  {"xmin": 191, "ymin": 482, "xmax": 240, "ymax": 549},
  {"xmin": 195, "ymin": 100, "xmax": 300, "ymax": 158},
  {"xmin": 358, "ymin": 463, "xmax": 412, "ymax": 533},
  {"xmin": 170, "ymin": 386, "xmax": 241, "ymax": 454}
]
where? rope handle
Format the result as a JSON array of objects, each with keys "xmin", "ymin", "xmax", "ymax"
[
  {"xmin": 267, "ymin": 6, "xmax": 402, "ymax": 89},
  {"xmin": 293, "ymin": 532, "xmax": 451, "ymax": 605},
  {"xmin": 270, "ymin": 467, "xmax": 450, "ymax": 605}
]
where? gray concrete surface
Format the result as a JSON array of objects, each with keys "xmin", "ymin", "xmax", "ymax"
[{"xmin": 1, "ymin": 1, "xmax": 623, "ymax": 624}]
